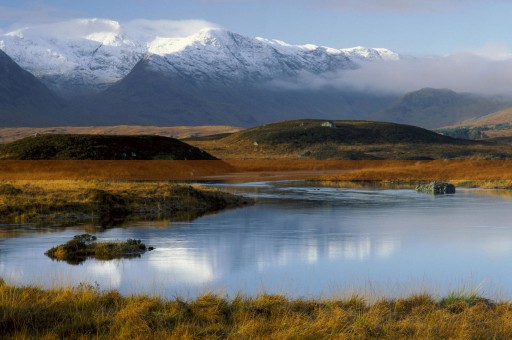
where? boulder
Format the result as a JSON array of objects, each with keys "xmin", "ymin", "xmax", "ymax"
[{"xmin": 415, "ymin": 181, "xmax": 456, "ymax": 195}]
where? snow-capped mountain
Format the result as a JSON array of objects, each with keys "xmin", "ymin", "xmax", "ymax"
[{"xmin": 0, "ymin": 18, "xmax": 399, "ymax": 94}]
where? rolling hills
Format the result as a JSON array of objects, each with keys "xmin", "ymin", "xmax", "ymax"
[{"xmin": 187, "ymin": 119, "xmax": 512, "ymax": 160}]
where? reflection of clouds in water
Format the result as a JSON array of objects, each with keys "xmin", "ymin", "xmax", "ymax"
[
  {"xmin": 0, "ymin": 261, "xmax": 24, "ymax": 283},
  {"xmin": 342, "ymin": 236, "xmax": 371, "ymax": 260},
  {"xmin": 376, "ymin": 238, "xmax": 399, "ymax": 258},
  {"xmin": 307, "ymin": 240, "xmax": 318, "ymax": 264},
  {"xmin": 254, "ymin": 235, "xmax": 400, "ymax": 272},
  {"xmin": 149, "ymin": 248, "xmax": 214, "ymax": 284},
  {"xmin": 85, "ymin": 261, "xmax": 122, "ymax": 288},
  {"xmin": 480, "ymin": 238, "xmax": 512, "ymax": 257},
  {"xmin": 328, "ymin": 236, "xmax": 398, "ymax": 260}
]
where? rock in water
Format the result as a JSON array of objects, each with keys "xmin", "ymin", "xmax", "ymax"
[{"xmin": 415, "ymin": 182, "xmax": 456, "ymax": 195}]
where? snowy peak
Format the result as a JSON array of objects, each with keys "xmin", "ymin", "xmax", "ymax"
[
  {"xmin": 342, "ymin": 46, "xmax": 399, "ymax": 61},
  {"xmin": 0, "ymin": 18, "xmax": 146, "ymax": 94},
  {"xmin": 0, "ymin": 19, "xmax": 400, "ymax": 94}
]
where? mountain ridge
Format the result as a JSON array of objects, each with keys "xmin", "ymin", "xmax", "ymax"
[{"xmin": 0, "ymin": 19, "xmax": 399, "ymax": 95}]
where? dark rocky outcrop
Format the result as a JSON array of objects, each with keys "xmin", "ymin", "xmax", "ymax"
[{"xmin": 415, "ymin": 182, "xmax": 456, "ymax": 195}]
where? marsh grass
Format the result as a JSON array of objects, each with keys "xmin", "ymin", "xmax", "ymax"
[
  {"xmin": 0, "ymin": 180, "xmax": 251, "ymax": 227},
  {"xmin": 1, "ymin": 281, "xmax": 512, "ymax": 338}
]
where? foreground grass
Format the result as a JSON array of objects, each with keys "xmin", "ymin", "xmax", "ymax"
[
  {"xmin": 1, "ymin": 280, "xmax": 511, "ymax": 339},
  {"xmin": 0, "ymin": 180, "xmax": 251, "ymax": 226}
]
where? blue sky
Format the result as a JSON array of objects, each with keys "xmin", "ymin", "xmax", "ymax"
[{"xmin": 0, "ymin": 0, "xmax": 511, "ymax": 55}]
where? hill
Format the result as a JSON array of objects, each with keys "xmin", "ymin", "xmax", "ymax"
[
  {"xmin": 459, "ymin": 107, "xmax": 512, "ymax": 127},
  {"xmin": 0, "ymin": 134, "xmax": 216, "ymax": 160},
  {"xmin": 371, "ymin": 88, "xmax": 509, "ymax": 129},
  {"xmin": 0, "ymin": 125, "xmax": 243, "ymax": 144},
  {"xmin": 187, "ymin": 119, "xmax": 512, "ymax": 160},
  {"xmin": 436, "ymin": 107, "xmax": 512, "ymax": 140}
]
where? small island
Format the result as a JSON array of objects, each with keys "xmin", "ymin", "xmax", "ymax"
[{"xmin": 45, "ymin": 234, "xmax": 154, "ymax": 265}]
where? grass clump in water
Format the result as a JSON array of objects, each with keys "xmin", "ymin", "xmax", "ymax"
[{"xmin": 45, "ymin": 234, "xmax": 153, "ymax": 264}]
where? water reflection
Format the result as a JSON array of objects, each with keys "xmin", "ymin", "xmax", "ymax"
[{"xmin": 1, "ymin": 182, "xmax": 512, "ymax": 298}]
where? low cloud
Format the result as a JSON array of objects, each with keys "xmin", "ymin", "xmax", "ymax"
[
  {"xmin": 124, "ymin": 19, "xmax": 219, "ymax": 40},
  {"xmin": 2, "ymin": 17, "xmax": 219, "ymax": 41},
  {"xmin": 279, "ymin": 53, "xmax": 512, "ymax": 96}
]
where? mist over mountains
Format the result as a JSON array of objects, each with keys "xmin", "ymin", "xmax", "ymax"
[{"xmin": 0, "ymin": 18, "xmax": 511, "ymax": 128}]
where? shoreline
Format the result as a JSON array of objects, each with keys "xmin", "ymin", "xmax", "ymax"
[{"xmin": 0, "ymin": 180, "xmax": 252, "ymax": 227}]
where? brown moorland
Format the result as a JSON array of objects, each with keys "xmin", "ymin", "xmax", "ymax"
[{"xmin": 2, "ymin": 160, "xmax": 512, "ymax": 183}]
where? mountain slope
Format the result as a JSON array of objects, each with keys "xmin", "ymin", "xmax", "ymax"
[
  {"xmin": 0, "ymin": 49, "xmax": 69, "ymax": 126},
  {"xmin": 454, "ymin": 107, "xmax": 512, "ymax": 127},
  {"xmin": 372, "ymin": 88, "xmax": 509, "ymax": 129},
  {"xmin": 83, "ymin": 58, "xmax": 397, "ymax": 126},
  {"xmin": 435, "ymin": 106, "xmax": 512, "ymax": 141}
]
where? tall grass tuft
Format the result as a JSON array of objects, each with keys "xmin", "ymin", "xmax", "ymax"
[{"xmin": 2, "ymin": 282, "xmax": 512, "ymax": 338}]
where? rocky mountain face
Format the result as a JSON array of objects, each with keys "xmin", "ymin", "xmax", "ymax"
[
  {"xmin": 0, "ymin": 19, "xmax": 398, "ymax": 96},
  {"xmin": 0, "ymin": 50, "xmax": 71, "ymax": 126}
]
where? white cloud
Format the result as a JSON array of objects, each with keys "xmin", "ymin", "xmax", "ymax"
[
  {"xmin": 2, "ymin": 17, "xmax": 219, "ymax": 41},
  {"xmin": 276, "ymin": 51, "xmax": 512, "ymax": 96},
  {"xmin": 471, "ymin": 42, "xmax": 512, "ymax": 61},
  {"xmin": 124, "ymin": 19, "xmax": 219, "ymax": 40}
]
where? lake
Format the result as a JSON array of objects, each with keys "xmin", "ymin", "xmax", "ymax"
[{"xmin": 1, "ymin": 181, "xmax": 512, "ymax": 299}]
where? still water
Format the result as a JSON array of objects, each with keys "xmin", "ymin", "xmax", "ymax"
[{"xmin": 2, "ymin": 181, "xmax": 512, "ymax": 299}]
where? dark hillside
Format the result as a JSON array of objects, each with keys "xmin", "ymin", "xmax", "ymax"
[
  {"xmin": 0, "ymin": 134, "xmax": 216, "ymax": 160},
  {"xmin": 225, "ymin": 119, "xmax": 469, "ymax": 146},
  {"xmin": 188, "ymin": 119, "xmax": 512, "ymax": 160},
  {"xmin": 0, "ymin": 50, "xmax": 70, "ymax": 126}
]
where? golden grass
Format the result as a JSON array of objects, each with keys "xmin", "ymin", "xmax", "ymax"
[
  {"xmin": 1, "ymin": 280, "xmax": 512, "ymax": 338},
  {"xmin": 3, "ymin": 160, "xmax": 512, "ymax": 182},
  {"xmin": 0, "ymin": 179, "xmax": 250, "ymax": 225},
  {"xmin": 0, "ymin": 125, "xmax": 243, "ymax": 144},
  {"xmin": 189, "ymin": 137, "xmax": 512, "ymax": 160}
]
